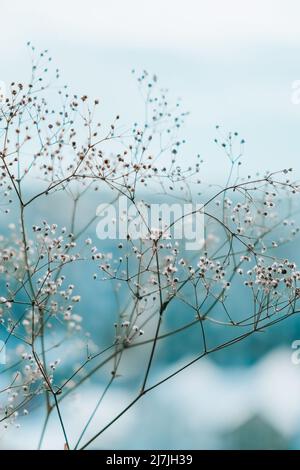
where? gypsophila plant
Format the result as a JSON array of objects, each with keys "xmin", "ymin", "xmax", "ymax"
[{"xmin": 0, "ymin": 44, "xmax": 300, "ymax": 449}]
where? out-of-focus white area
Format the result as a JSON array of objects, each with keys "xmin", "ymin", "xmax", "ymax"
[
  {"xmin": 1, "ymin": 348, "xmax": 300, "ymax": 449},
  {"xmin": 0, "ymin": 1, "xmax": 300, "ymax": 180},
  {"xmin": 2, "ymin": 0, "xmax": 300, "ymax": 50}
]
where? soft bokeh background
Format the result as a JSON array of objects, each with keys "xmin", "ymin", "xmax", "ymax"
[{"xmin": 1, "ymin": 0, "xmax": 300, "ymax": 449}]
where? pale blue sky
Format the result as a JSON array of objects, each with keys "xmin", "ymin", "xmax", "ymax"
[{"xmin": 2, "ymin": 0, "xmax": 300, "ymax": 180}]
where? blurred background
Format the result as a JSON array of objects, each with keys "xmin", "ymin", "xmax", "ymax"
[{"xmin": 1, "ymin": 0, "xmax": 300, "ymax": 450}]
